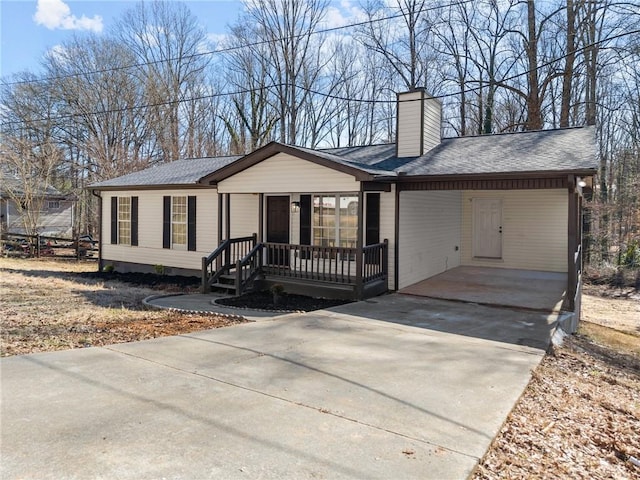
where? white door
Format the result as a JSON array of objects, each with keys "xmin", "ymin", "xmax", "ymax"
[{"xmin": 473, "ymin": 198, "xmax": 502, "ymax": 258}]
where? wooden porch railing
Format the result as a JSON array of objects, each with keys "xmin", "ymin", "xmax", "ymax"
[
  {"xmin": 362, "ymin": 240, "xmax": 388, "ymax": 284},
  {"xmin": 262, "ymin": 240, "xmax": 388, "ymax": 293},
  {"xmin": 203, "ymin": 236, "xmax": 388, "ymax": 299},
  {"xmin": 201, "ymin": 234, "xmax": 256, "ymax": 292},
  {"xmin": 234, "ymin": 242, "xmax": 263, "ymax": 296}
]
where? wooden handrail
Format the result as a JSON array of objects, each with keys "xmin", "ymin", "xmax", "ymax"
[
  {"xmin": 235, "ymin": 243, "xmax": 263, "ymax": 295},
  {"xmin": 201, "ymin": 234, "xmax": 257, "ymax": 292}
]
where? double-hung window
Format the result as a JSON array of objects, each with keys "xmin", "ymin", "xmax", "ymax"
[
  {"xmin": 118, "ymin": 197, "xmax": 131, "ymax": 245},
  {"xmin": 171, "ymin": 196, "xmax": 187, "ymax": 249},
  {"xmin": 163, "ymin": 195, "xmax": 196, "ymax": 251}
]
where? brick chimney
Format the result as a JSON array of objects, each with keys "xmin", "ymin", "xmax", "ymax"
[{"xmin": 396, "ymin": 88, "xmax": 442, "ymax": 157}]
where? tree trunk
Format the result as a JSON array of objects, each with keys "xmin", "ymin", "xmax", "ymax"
[
  {"xmin": 525, "ymin": 0, "xmax": 543, "ymax": 130},
  {"xmin": 560, "ymin": 0, "xmax": 576, "ymax": 127}
]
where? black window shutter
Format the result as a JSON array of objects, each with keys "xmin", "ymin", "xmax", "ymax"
[
  {"xmin": 187, "ymin": 196, "xmax": 197, "ymax": 251},
  {"xmin": 110, "ymin": 197, "xmax": 118, "ymax": 244},
  {"xmin": 131, "ymin": 196, "xmax": 139, "ymax": 246},
  {"xmin": 299, "ymin": 195, "xmax": 311, "ymax": 259},
  {"xmin": 162, "ymin": 196, "xmax": 171, "ymax": 249},
  {"xmin": 366, "ymin": 193, "xmax": 380, "ymax": 245}
]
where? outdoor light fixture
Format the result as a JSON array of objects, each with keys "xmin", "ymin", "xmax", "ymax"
[
  {"xmin": 291, "ymin": 201, "xmax": 300, "ymax": 213},
  {"xmin": 577, "ymin": 178, "xmax": 587, "ymax": 188}
]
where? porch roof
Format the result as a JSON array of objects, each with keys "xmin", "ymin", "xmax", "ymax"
[{"xmin": 199, "ymin": 142, "xmax": 396, "ymax": 185}]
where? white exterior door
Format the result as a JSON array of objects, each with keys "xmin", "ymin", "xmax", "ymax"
[{"xmin": 473, "ymin": 198, "xmax": 502, "ymax": 258}]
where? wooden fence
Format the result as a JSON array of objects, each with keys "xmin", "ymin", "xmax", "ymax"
[{"xmin": 0, "ymin": 232, "xmax": 98, "ymax": 260}]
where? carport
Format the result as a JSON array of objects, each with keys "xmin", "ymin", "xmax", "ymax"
[{"xmin": 399, "ymin": 266, "xmax": 568, "ymax": 312}]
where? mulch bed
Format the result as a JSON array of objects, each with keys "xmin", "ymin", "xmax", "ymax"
[
  {"xmin": 216, "ymin": 290, "xmax": 351, "ymax": 312},
  {"xmin": 79, "ymin": 271, "xmax": 351, "ymax": 312},
  {"xmin": 78, "ymin": 271, "xmax": 201, "ymax": 290}
]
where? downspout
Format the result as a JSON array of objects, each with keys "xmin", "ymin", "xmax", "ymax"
[{"xmin": 91, "ymin": 189, "xmax": 103, "ymax": 271}]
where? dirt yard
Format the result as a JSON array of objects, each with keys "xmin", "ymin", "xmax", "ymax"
[
  {"xmin": 1, "ymin": 258, "xmax": 638, "ymax": 478},
  {"xmin": 0, "ymin": 258, "xmax": 245, "ymax": 356}
]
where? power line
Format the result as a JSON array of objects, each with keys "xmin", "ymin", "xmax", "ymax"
[
  {"xmin": 1, "ymin": 27, "xmax": 637, "ymax": 128},
  {"xmin": 1, "ymin": 0, "xmax": 474, "ymax": 87}
]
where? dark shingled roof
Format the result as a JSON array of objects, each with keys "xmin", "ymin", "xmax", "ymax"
[
  {"xmin": 90, "ymin": 155, "xmax": 240, "ymax": 188},
  {"xmin": 91, "ymin": 126, "xmax": 596, "ymax": 189},
  {"xmin": 400, "ymin": 125, "xmax": 597, "ymax": 176},
  {"xmin": 318, "ymin": 125, "xmax": 597, "ymax": 176}
]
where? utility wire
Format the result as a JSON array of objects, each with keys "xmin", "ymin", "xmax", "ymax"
[
  {"xmin": 2, "ymin": 27, "xmax": 637, "ymax": 128},
  {"xmin": 1, "ymin": 0, "xmax": 475, "ymax": 87}
]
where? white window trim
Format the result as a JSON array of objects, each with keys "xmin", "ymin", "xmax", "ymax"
[
  {"xmin": 312, "ymin": 193, "xmax": 359, "ymax": 250},
  {"xmin": 117, "ymin": 197, "xmax": 131, "ymax": 246},
  {"xmin": 171, "ymin": 196, "xmax": 187, "ymax": 250}
]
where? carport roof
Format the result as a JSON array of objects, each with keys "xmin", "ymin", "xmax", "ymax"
[{"xmin": 318, "ymin": 125, "xmax": 598, "ymax": 177}]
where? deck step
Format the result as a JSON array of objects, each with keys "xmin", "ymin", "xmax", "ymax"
[{"xmin": 210, "ymin": 283, "xmax": 236, "ymax": 292}]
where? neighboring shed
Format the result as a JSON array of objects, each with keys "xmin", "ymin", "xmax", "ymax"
[{"xmin": 0, "ymin": 175, "xmax": 75, "ymax": 237}]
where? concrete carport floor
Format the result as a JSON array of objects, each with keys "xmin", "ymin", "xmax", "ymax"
[
  {"xmin": 400, "ymin": 266, "xmax": 569, "ymax": 313},
  {"xmin": 0, "ymin": 294, "xmax": 557, "ymax": 479}
]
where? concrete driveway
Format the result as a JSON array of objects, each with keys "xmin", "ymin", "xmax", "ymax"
[{"xmin": 1, "ymin": 295, "xmax": 557, "ymax": 479}]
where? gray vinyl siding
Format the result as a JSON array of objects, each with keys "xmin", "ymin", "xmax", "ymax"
[
  {"xmin": 217, "ymin": 153, "xmax": 359, "ymax": 194},
  {"xmin": 2, "ymin": 198, "xmax": 74, "ymax": 237},
  {"xmin": 461, "ymin": 189, "xmax": 568, "ymax": 272},
  {"xmin": 101, "ymin": 189, "xmax": 218, "ymax": 271},
  {"xmin": 398, "ymin": 191, "xmax": 462, "ymax": 289}
]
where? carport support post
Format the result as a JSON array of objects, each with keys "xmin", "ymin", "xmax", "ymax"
[
  {"xmin": 355, "ymin": 190, "xmax": 364, "ymax": 300},
  {"xmin": 567, "ymin": 176, "xmax": 579, "ymax": 312}
]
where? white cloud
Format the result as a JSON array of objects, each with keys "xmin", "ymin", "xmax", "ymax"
[
  {"xmin": 324, "ymin": 0, "xmax": 366, "ymax": 29},
  {"xmin": 206, "ymin": 32, "xmax": 230, "ymax": 50},
  {"xmin": 33, "ymin": 0, "xmax": 103, "ymax": 32}
]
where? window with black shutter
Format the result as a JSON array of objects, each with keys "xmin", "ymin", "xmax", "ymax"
[
  {"xmin": 162, "ymin": 196, "xmax": 171, "ymax": 249},
  {"xmin": 131, "ymin": 196, "xmax": 139, "ymax": 246},
  {"xmin": 299, "ymin": 195, "xmax": 311, "ymax": 259},
  {"xmin": 110, "ymin": 197, "xmax": 118, "ymax": 244},
  {"xmin": 187, "ymin": 196, "xmax": 196, "ymax": 251}
]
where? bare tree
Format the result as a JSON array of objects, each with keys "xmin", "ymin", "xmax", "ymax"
[
  {"xmin": 116, "ymin": 1, "xmax": 212, "ymax": 161},
  {"xmin": 223, "ymin": 21, "xmax": 279, "ymax": 153},
  {"xmin": 244, "ymin": 0, "xmax": 328, "ymax": 145}
]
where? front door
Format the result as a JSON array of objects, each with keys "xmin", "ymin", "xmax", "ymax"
[
  {"xmin": 266, "ymin": 196, "xmax": 290, "ymax": 266},
  {"xmin": 473, "ymin": 198, "xmax": 502, "ymax": 258}
]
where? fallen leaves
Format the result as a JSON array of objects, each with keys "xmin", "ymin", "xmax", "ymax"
[{"xmin": 473, "ymin": 335, "xmax": 640, "ymax": 479}]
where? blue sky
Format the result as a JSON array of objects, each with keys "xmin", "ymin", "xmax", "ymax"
[
  {"xmin": 0, "ymin": 0, "xmax": 365, "ymax": 80},
  {"xmin": 0, "ymin": 0, "xmax": 245, "ymax": 78}
]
